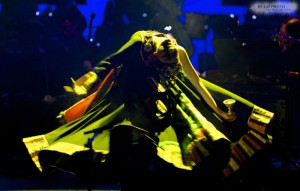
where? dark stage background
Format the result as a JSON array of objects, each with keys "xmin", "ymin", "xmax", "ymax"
[{"xmin": 0, "ymin": 0, "xmax": 300, "ymax": 190}]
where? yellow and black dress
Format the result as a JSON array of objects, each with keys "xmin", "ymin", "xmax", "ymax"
[{"xmin": 23, "ymin": 31, "xmax": 274, "ymax": 189}]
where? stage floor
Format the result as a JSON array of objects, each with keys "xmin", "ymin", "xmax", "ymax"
[{"xmin": 1, "ymin": 156, "xmax": 299, "ymax": 191}]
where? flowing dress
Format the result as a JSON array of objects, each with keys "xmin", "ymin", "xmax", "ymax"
[{"xmin": 23, "ymin": 31, "xmax": 275, "ymax": 188}]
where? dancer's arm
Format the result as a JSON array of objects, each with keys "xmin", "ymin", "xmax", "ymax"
[{"xmin": 178, "ymin": 45, "xmax": 236, "ymax": 122}]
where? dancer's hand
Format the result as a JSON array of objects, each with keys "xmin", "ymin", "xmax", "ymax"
[
  {"xmin": 218, "ymin": 108, "xmax": 236, "ymax": 122},
  {"xmin": 225, "ymin": 112, "xmax": 236, "ymax": 122}
]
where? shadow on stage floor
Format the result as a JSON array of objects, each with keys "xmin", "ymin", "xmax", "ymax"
[{"xmin": 1, "ymin": 151, "xmax": 299, "ymax": 191}]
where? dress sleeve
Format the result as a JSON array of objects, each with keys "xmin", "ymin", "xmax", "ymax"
[{"xmin": 93, "ymin": 31, "xmax": 143, "ymax": 77}]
